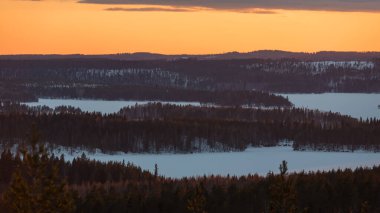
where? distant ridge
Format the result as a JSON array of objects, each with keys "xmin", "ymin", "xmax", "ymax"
[{"xmin": 1, "ymin": 50, "xmax": 380, "ymax": 61}]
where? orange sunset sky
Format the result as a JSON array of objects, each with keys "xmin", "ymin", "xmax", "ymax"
[{"xmin": 0, "ymin": 0, "xmax": 380, "ymax": 55}]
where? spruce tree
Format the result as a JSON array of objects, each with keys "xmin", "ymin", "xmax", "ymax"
[
  {"xmin": 269, "ymin": 160, "xmax": 297, "ymax": 213},
  {"xmin": 3, "ymin": 126, "xmax": 75, "ymax": 213}
]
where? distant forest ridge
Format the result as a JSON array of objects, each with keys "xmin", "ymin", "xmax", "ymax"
[
  {"xmin": 1, "ymin": 57, "xmax": 379, "ymax": 97},
  {"xmin": 1, "ymin": 55, "xmax": 380, "ymax": 103},
  {"xmin": 2, "ymin": 50, "xmax": 380, "ymax": 61}
]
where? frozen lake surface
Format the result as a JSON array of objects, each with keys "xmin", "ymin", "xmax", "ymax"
[
  {"xmin": 280, "ymin": 93, "xmax": 380, "ymax": 119},
  {"xmin": 23, "ymin": 98, "xmax": 200, "ymax": 114},
  {"xmin": 17, "ymin": 96, "xmax": 380, "ymax": 178},
  {"xmin": 56, "ymin": 146, "xmax": 380, "ymax": 178},
  {"xmin": 24, "ymin": 93, "xmax": 380, "ymax": 119}
]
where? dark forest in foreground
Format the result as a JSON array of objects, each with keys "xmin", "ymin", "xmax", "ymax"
[
  {"xmin": 0, "ymin": 143, "xmax": 379, "ymax": 213},
  {"xmin": 1, "ymin": 103, "xmax": 379, "ymax": 153}
]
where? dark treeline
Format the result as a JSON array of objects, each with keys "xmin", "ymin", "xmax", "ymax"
[
  {"xmin": 0, "ymin": 149, "xmax": 153, "ymax": 189},
  {"xmin": 0, "ymin": 84, "xmax": 292, "ymax": 107},
  {"xmin": 0, "ymin": 147, "xmax": 380, "ymax": 212},
  {"xmin": 0, "ymin": 103, "xmax": 379, "ymax": 152},
  {"xmin": 0, "ymin": 58, "xmax": 379, "ymax": 103},
  {"xmin": 118, "ymin": 103, "xmax": 357, "ymax": 124}
]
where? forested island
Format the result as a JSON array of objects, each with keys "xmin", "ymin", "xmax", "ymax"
[{"xmin": 0, "ymin": 103, "xmax": 379, "ymax": 153}]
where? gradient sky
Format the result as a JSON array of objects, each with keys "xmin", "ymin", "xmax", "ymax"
[{"xmin": 1, "ymin": 0, "xmax": 380, "ymax": 54}]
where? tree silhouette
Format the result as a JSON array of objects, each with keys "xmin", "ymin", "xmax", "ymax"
[
  {"xmin": 3, "ymin": 125, "xmax": 75, "ymax": 213},
  {"xmin": 269, "ymin": 161, "xmax": 297, "ymax": 213},
  {"xmin": 154, "ymin": 163, "xmax": 158, "ymax": 178}
]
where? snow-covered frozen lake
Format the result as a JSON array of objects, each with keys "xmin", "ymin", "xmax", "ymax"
[
  {"xmin": 16, "ymin": 96, "xmax": 380, "ymax": 178},
  {"xmin": 23, "ymin": 98, "xmax": 200, "ymax": 114},
  {"xmin": 24, "ymin": 93, "xmax": 380, "ymax": 119},
  {"xmin": 56, "ymin": 146, "xmax": 380, "ymax": 178},
  {"xmin": 279, "ymin": 93, "xmax": 380, "ymax": 119}
]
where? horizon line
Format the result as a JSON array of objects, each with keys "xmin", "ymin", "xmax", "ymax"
[{"xmin": 2, "ymin": 50, "xmax": 380, "ymax": 56}]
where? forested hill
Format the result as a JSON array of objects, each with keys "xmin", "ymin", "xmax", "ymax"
[
  {"xmin": 0, "ymin": 103, "xmax": 379, "ymax": 153},
  {"xmin": 1, "ymin": 57, "xmax": 379, "ymax": 103}
]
